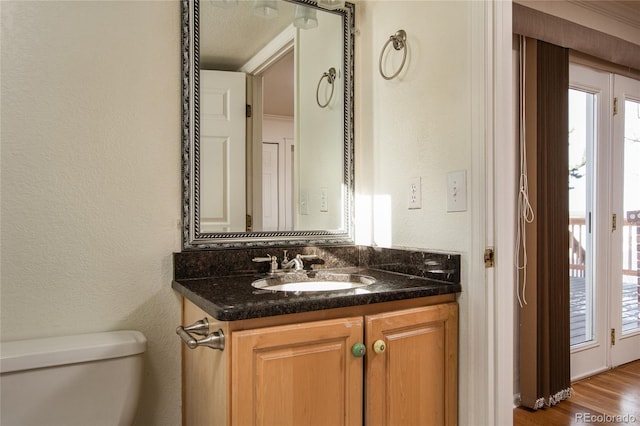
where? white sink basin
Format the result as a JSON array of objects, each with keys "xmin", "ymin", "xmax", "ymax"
[{"xmin": 251, "ymin": 273, "xmax": 375, "ymax": 293}]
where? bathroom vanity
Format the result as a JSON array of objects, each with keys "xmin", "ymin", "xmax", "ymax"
[
  {"xmin": 177, "ymin": 0, "xmax": 461, "ymax": 423},
  {"xmin": 173, "ymin": 247, "xmax": 461, "ymax": 426}
]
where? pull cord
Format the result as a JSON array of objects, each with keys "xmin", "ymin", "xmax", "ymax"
[{"xmin": 515, "ymin": 35, "xmax": 535, "ymax": 308}]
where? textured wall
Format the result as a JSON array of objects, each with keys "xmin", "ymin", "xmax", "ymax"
[
  {"xmin": 355, "ymin": 0, "xmax": 471, "ymax": 253},
  {"xmin": 1, "ymin": 1, "xmax": 183, "ymax": 424}
]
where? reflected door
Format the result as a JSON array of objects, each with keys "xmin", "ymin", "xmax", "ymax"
[
  {"xmin": 262, "ymin": 142, "xmax": 279, "ymax": 231},
  {"xmin": 261, "ymin": 137, "xmax": 295, "ymax": 232},
  {"xmin": 200, "ymin": 70, "xmax": 246, "ymax": 232}
]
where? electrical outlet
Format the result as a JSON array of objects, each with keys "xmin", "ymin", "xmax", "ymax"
[
  {"xmin": 408, "ymin": 177, "xmax": 422, "ymax": 209},
  {"xmin": 447, "ymin": 170, "xmax": 467, "ymax": 212}
]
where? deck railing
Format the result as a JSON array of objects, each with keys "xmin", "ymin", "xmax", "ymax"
[
  {"xmin": 570, "ymin": 213, "xmax": 640, "ymax": 339},
  {"xmin": 569, "ymin": 217, "xmax": 587, "ymax": 277},
  {"xmin": 569, "ymin": 216, "xmax": 639, "ymax": 278}
]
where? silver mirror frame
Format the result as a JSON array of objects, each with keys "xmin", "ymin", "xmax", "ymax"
[{"xmin": 181, "ymin": 0, "xmax": 355, "ymax": 249}]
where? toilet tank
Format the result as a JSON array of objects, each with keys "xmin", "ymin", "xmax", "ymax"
[{"xmin": 1, "ymin": 330, "xmax": 147, "ymax": 426}]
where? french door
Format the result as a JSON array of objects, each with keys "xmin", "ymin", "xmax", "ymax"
[
  {"xmin": 569, "ymin": 64, "xmax": 640, "ymax": 380},
  {"xmin": 610, "ymin": 75, "xmax": 640, "ymax": 367}
]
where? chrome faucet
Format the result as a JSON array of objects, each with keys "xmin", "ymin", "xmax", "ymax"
[
  {"xmin": 280, "ymin": 250, "xmax": 304, "ymax": 271},
  {"xmin": 253, "ymin": 251, "xmax": 320, "ymax": 274}
]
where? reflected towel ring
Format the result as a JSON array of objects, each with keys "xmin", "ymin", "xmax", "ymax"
[
  {"xmin": 379, "ymin": 29, "xmax": 407, "ymax": 80},
  {"xmin": 316, "ymin": 67, "xmax": 337, "ymax": 108}
]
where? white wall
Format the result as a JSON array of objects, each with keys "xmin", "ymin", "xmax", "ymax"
[
  {"xmin": 297, "ymin": 11, "xmax": 344, "ymax": 230},
  {"xmin": 355, "ymin": 0, "xmax": 471, "ymax": 251},
  {"xmin": 1, "ymin": 1, "xmax": 182, "ymax": 425}
]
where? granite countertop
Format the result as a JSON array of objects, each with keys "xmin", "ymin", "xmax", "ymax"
[{"xmin": 172, "ymin": 267, "xmax": 461, "ymax": 321}]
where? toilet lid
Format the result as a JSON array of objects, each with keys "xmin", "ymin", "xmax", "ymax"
[{"xmin": 0, "ymin": 330, "xmax": 147, "ymax": 373}]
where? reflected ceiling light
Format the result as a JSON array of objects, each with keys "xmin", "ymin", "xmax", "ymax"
[
  {"xmin": 317, "ymin": 0, "xmax": 345, "ymax": 10},
  {"xmin": 293, "ymin": 5, "xmax": 318, "ymax": 30},
  {"xmin": 253, "ymin": 0, "xmax": 279, "ymax": 19}
]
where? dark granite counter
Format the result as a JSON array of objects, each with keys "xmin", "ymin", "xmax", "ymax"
[{"xmin": 172, "ymin": 267, "xmax": 461, "ymax": 321}]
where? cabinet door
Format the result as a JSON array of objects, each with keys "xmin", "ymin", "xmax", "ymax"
[
  {"xmin": 365, "ymin": 303, "xmax": 458, "ymax": 426},
  {"xmin": 232, "ymin": 317, "xmax": 364, "ymax": 426}
]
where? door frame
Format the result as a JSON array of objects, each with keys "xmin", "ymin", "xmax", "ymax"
[
  {"xmin": 241, "ymin": 26, "xmax": 295, "ymax": 233},
  {"xmin": 469, "ymin": 1, "xmax": 515, "ymax": 425}
]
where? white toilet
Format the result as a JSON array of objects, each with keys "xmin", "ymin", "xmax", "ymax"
[{"xmin": 0, "ymin": 330, "xmax": 147, "ymax": 426}]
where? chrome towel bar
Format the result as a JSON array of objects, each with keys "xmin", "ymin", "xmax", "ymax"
[
  {"xmin": 316, "ymin": 67, "xmax": 336, "ymax": 108},
  {"xmin": 176, "ymin": 318, "xmax": 225, "ymax": 351}
]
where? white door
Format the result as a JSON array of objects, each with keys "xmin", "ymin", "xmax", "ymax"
[
  {"xmin": 610, "ymin": 74, "xmax": 640, "ymax": 367},
  {"xmin": 261, "ymin": 138, "xmax": 295, "ymax": 231},
  {"xmin": 262, "ymin": 142, "xmax": 279, "ymax": 231},
  {"xmin": 283, "ymin": 137, "xmax": 295, "ymax": 230},
  {"xmin": 199, "ymin": 70, "xmax": 246, "ymax": 232},
  {"xmin": 569, "ymin": 65, "xmax": 640, "ymax": 379},
  {"xmin": 569, "ymin": 64, "xmax": 610, "ymax": 380}
]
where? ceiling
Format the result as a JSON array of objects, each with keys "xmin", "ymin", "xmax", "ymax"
[
  {"xmin": 199, "ymin": 0, "xmax": 297, "ymax": 71},
  {"xmin": 569, "ymin": 0, "xmax": 640, "ymax": 28},
  {"xmin": 262, "ymin": 50, "xmax": 294, "ymax": 117}
]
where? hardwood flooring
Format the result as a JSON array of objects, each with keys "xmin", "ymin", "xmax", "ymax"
[{"xmin": 514, "ymin": 360, "xmax": 640, "ymax": 425}]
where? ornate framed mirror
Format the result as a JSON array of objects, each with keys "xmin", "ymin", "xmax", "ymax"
[{"xmin": 181, "ymin": 0, "xmax": 355, "ymax": 249}]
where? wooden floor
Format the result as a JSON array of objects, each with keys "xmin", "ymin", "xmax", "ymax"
[{"xmin": 514, "ymin": 360, "xmax": 640, "ymax": 425}]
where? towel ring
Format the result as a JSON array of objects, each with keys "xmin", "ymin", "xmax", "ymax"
[
  {"xmin": 379, "ymin": 29, "xmax": 407, "ymax": 80},
  {"xmin": 316, "ymin": 67, "xmax": 336, "ymax": 108}
]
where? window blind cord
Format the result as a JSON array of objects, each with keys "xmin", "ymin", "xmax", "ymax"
[{"xmin": 516, "ymin": 35, "xmax": 535, "ymax": 308}]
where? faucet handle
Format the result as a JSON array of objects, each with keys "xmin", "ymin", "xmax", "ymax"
[
  {"xmin": 297, "ymin": 254, "xmax": 319, "ymax": 260},
  {"xmin": 252, "ymin": 254, "xmax": 273, "ymax": 263},
  {"xmin": 252, "ymin": 254, "xmax": 278, "ymax": 274}
]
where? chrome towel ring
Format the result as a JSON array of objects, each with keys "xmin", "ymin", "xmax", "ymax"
[
  {"xmin": 379, "ymin": 29, "xmax": 407, "ymax": 80},
  {"xmin": 316, "ymin": 67, "xmax": 337, "ymax": 108}
]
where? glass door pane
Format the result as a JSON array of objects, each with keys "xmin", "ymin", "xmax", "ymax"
[
  {"xmin": 621, "ymin": 98, "xmax": 640, "ymax": 335},
  {"xmin": 569, "ymin": 89, "xmax": 596, "ymax": 346}
]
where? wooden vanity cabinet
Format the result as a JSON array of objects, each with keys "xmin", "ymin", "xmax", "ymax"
[
  {"xmin": 181, "ymin": 296, "xmax": 458, "ymax": 426},
  {"xmin": 365, "ymin": 303, "xmax": 458, "ymax": 426},
  {"xmin": 232, "ymin": 317, "xmax": 364, "ymax": 426}
]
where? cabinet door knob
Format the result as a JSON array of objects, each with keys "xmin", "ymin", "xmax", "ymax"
[
  {"xmin": 351, "ymin": 342, "xmax": 366, "ymax": 357},
  {"xmin": 373, "ymin": 339, "xmax": 386, "ymax": 354}
]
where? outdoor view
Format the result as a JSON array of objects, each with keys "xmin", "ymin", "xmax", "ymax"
[{"xmin": 568, "ymin": 88, "xmax": 595, "ymax": 347}]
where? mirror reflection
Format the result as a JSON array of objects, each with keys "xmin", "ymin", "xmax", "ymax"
[{"xmin": 198, "ymin": 0, "xmax": 347, "ymax": 235}]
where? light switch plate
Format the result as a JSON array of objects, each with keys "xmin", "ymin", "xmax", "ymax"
[
  {"xmin": 408, "ymin": 177, "xmax": 422, "ymax": 209},
  {"xmin": 447, "ymin": 170, "xmax": 467, "ymax": 212},
  {"xmin": 320, "ymin": 188, "xmax": 328, "ymax": 212}
]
